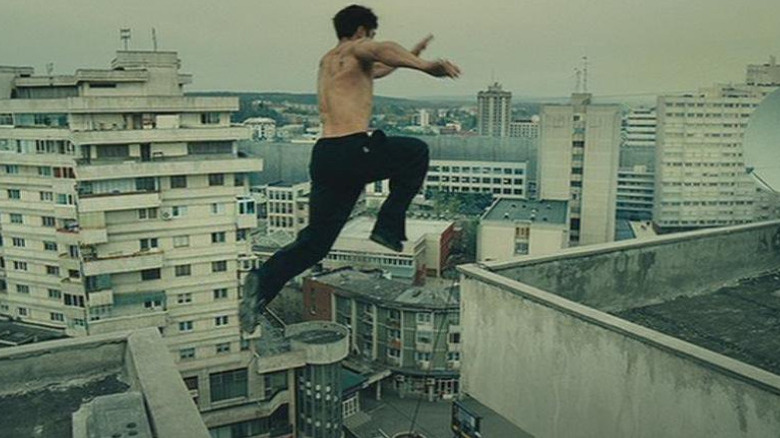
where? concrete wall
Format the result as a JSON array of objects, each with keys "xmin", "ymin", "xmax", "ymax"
[
  {"xmin": 458, "ymin": 271, "xmax": 780, "ymax": 438},
  {"xmin": 490, "ymin": 221, "xmax": 780, "ymax": 312}
]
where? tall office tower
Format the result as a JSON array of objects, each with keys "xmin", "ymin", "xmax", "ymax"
[
  {"xmin": 623, "ymin": 107, "xmax": 657, "ymax": 148},
  {"xmin": 539, "ymin": 93, "xmax": 621, "ymax": 245},
  {"xmin": 477, "ymin": 82, "xmax": 511, "ymax": 137},
  {"xmin": 0, "ymin": 51, "xmax": 317, "ymax": 433},
  {"xmin": 746, "ymin": 56, "xmax": 780, "ymax": 86},
  {"xmin": 654, "ymin": 78, "xmax": 778, "ymax": 232}
]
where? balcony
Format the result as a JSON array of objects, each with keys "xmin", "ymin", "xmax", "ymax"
[
  {"xmin": 79, "ymin": 191, "xmax": 161, "ymax": 213},
  {"xmin": 82, "ymin": 249, "xmax": 163, "ymax": 276},
  {"xmin": 76, "ymin": 156, "xmax": 263, "ymax": 181},
  {"xmin": 54, "ymin": 204, "xmax": 77, "ymax": 220},
  {"xmin": 237, "ymin": 214, "xmax": 258, "ymax": 229},
  {"xmin": 70, "ymin": 126, "xmax": 249, "ymax": 146},
  {"xmin": 389, "ymin": 338, "xmax": 402, "ymax": 349},
  {"xmin": 415, "ymin": 342, "xmax": 433, "ymax": 353}
]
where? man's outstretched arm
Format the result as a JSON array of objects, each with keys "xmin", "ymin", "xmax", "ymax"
[
  {"xmin": 373, "ymin": 35, "xmax": 433, "ymax": 79},
  {"xmin": 357, "ymin": 38, "xmax": 460, "ymax": 79}
]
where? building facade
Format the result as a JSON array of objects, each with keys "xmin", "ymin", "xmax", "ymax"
[
  {"xmin": 243, "ymin": 117, "xmax": 277, "ymax": 141},
  {"xmin": 509, "ymin": 117, "xmax": 540, "ymax": 139},
  {"xmin": 654, "ymin": 83, "xmax": 776, "ymax": 232},
  {"xmin": 616, "ymin": 165, "xmax": 655, "ymax": 221},
  {"xmin": 477, "ymin": 82, "xmax": 511, "ymax": 137},
  {"xmin": 623, "ymin": 107, "xmax": 657, "ymax": 148},
  {"xmin": 264, "ymin": 181, "xmax": 310, "ymax": 236},
  {"xmin": 538, "ymin": 93, "xmax": 621, "ymax": 245},
  {"xmin": 303, "ymin": 269, "xmax": 462, "ymax": 401},
  {"xmin": 0, "ymin": 51, "xmax": 315, "ymax": 436},
  {"xmin": 477, "ymin": 198, "xmax": 569, "ymax": 262}
]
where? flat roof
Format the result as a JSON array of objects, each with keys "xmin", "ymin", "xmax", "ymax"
[
  {"xmin": 332, "ymin": 216, "xmax": 453, "ymax": 254},
  {"xmin": 614, "ymin": 268, "xmax": 780, "ymax": 376},
  {"xmin": 313, "ymin": 269, "xmax": 459, "ymax": 310},
  {"xmin": 483, "ymin": 198, "xmax": 568, "ymax": 224},
  {"xmin": 0, "ymin": 319, "xmax": 66, "ymax": 348}
]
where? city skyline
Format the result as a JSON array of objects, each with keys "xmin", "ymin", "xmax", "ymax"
[{"xmin": 1, "ymin": 0, "xmax": 779, "ymax": 100}]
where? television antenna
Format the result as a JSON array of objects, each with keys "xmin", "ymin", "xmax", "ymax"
[{"xmin": 152, "ymin": 28, "xmax": 158, "ymax": 51}]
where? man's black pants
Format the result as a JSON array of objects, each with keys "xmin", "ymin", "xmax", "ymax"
[{"xmin": 250, "ymin": 130, "xmax": 429, "ymax": 303}]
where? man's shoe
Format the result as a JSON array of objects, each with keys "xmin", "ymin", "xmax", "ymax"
[
  {"xmin": 370, "ymin": 232, "xmax": 403, "ymax": 252},
  {"xmin": 240, "ymin": 270, "xmax": 268, "ymax": 334}
]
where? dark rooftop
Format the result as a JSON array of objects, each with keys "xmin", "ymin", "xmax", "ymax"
[
  {"xmin": 312, "ymin": 269, "xmax": 459, "ymax": 310},
  {"xmin": 482, "ymin": 198, "xmax": 568, "ymax": 224},
  {"xmin": 0, "ymin": 374, "xmax": 129, "ymax": 438},
  {"xmin": 289, "ymin": 329, "xmax": 345, "ymax": 345},
  {"xmin": 614, "ymin": 269, "xmax": 780, "ymax": 375},
  {"xmin": 0, "ymin": 319, "xmax": 67, "ymax": 348}
]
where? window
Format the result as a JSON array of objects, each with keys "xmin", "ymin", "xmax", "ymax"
[
  {"xmin": 141, "ymin": 268, "xmax": 161, "ymax": 281},
  {"xmin": 236, "ymin": 229, "xmax": 247, "ymax": 242},
  {"xmin": 212, "ymin": 260, "xmax": 227, "ymax": 272},
  {"xmin": 175, "ymin": 264, "xmax": 191, "ymax": 277},
  {"xmin": 173, "ymin": 235, "xmax": 190, "ymax": 248},
  {"xmin": 7, "ymin": 189, "xmax": 20, "ymax": 199},
  {"xmin": 138, "ymin": 208, "xmax": 158, "ymax": 220},
  {"xmin": 68, "ymin": 245, "xmax": 79, "ymax": 258},
  {"xmin": 53, "ymin": 167, "xmax": 75, "ymax": 178},
  {"xmin": 40, "ymin": 241, "xmax": 57, "ymax": 252},
  {"xmin": 179, "ymin": 348, "xmax": 196, "ymax": 360},
  {"xmin": 388, "ymin": 348, "xmax": 400, "ymax": 358},
  {"xmin": 216, "ymin": 342, "xmax": 231, "ymax": 354},
  {"xmin": 208, "ymin": 173, "xmax": 225, "ymax": 186},
  {"xmin": 211, "ymin": 232, "xmax": 226, "ymax": 243},
  {"xmin": 48, "ymin": 289, "xmax": 62, "ymax": 300},
  {"xmin": 64, "ymin": 293, "xmax": 85, "ymax": 307},
  {"xmin": 263, "ymin": 371, "xmax": 289, "ymax": 400},
  {"xmin": 10, "ymin": 213, "xmax": 22, "ymax": 224},
  {"xmin": 4, "ymin": 165, "xmax": 19, "ymax": 174},
  {"xmin": 213, "ymin": 288, "xmax": 228, "ymax": 300},
  {"xmin": 177, "ymin": 293, "xmax": 193, "ymax": 304},
  {"xmin": 13, "ymin": 261, "xmax": 28, "ymax": 271},
  {"xmin": 16, "ymin": 284, "xmax": 30, "ymax": 294},
  {"xmin": 140, "ymin": 238, "xmax": 158, "ymax": 251},
  {"xmin": 447, "ymin": 352, "xmax": 461, "ymax": 361},
  {"xmin": 416, "ymin": 312, "xmax": 433, "ymax": 324},
  {"xmin": 449, "ymin": 332, "xmax": 461, "ymax": 344},
  {"xmin": 209, "ymin": 369, "xmax": 248, "ymax": 402},
  {"xmin": 237, "ymin": 198, "xmax": 256, "ymax": 215},
  {"xmin": 56, "ymin": 193, "xmax": 74, "ymax": 205},
  {"xmin": 200, "ymin": 112, "xmax": 220, "ymax": 124},
  {"xmin": 171, "ymin": 205, "xmax": 187, "ymax": 217},
  {"xmin": 170, "ymin": 175, "xmax": 187, "ymax": 188},
  {"xmin": 135, "ymin": 177, "xmax": 156, "ymax": 192},
  {"xmin": 211, "ymin": 203, "xmax": 225, "ymax": 215},
  {"xmin": 415, "ymin": 352, "xmax": 432, "ymax": 362},
  {"xmin": 18, "ymin": 307, "xmax": 28, "ymax": 317},
  {"xmin": 42, "ymin": 216, "xmax": 56, "ymax": 227},
  {"xmin": 234, "ymin": 173, "xmax": 246, "ymax": 187},
  {"xmin": 144, "ymin": 298, "xmax": 163, "ymax": 309},
  {"xmin": 215, "ymin": 315, "xmax": 229, "ymax": 326},
  {"xmin": 39, "ymin": 191, "xmax": 53, "ymax": 202},
  {"xmin": 96, "ymin": 145, "xmax": 129, "ymax": 158},
  {"xmin": 46, "ymin": 265, "xmax": 60, "ymax": 276},
  {"xmin": 38, "ymin": 166, "xmax": 51, "ymax": 177},
  {"xmin": 416, "ymin": 330, "xmax": 433, "ymax": 344},
  {"xmin": 50, "ymin": 312, "xmax": 65, "ymax": 322},
  {"xmin": 179, "ymin": 321, "xmax": 194, "ymax": 332},
  {"xmin": 68, "ymin": 269, "xmax": 80, "ymax": 279}
]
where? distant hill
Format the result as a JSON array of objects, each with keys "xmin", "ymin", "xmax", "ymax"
[{"xmin": 186, "ymin": 91, "xmax": 426, "ymax": 108}]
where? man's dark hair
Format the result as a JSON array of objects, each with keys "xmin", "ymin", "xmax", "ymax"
[{"xmin": 333, "ymin": 5, "xmax": 378, "ymax": 39}]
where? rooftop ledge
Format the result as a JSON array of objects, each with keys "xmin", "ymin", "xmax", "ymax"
[{"xmin": 0, "ymin": 329, "xmax": 209, "ymax": 438}]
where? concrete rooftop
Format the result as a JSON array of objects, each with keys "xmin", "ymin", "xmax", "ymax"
[
  {"xmin": 482, "ymin": 198, "xmax": 568, "ymax": 224},
  {"xmin": 313, "ymin": 269, "xmax": 459, "ymax": 310}
]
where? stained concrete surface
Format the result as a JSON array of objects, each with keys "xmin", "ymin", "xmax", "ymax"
[
  {"xmin": 615, "ymin": 269, "xmax": 780, "ymax": 376},
  {"xmin": 0, "ymin": 374, "xmax": 129, "ymax": 438}
]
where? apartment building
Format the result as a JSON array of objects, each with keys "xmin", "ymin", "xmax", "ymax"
[
  {"xmin": 303, "ymin": 268, "xmax": 462, "ymax": 401},
  {"xmin": 477, "ymin": 82, "xmax": 511, "ymax": 137},
  {"xmin": 539, "ymin": 93, "xmax": 621, "ymax": 245},
  {"xmin": 509, "ymin": 117, "xmax": 540, "ymax": 139},
  {"xmin": 617, "ymin": 165, "xmax": 655, "ymax": 221},
  {"xmin": 263, "ymin": 181, "xmax": 310, "ymax": 236},
  {"xmin": 0, "ymin": 51, "xmax": 312, "ymax": 436}
]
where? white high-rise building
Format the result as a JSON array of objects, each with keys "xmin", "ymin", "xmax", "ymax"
[
  {"xmin": 509, "ymin": 116, "xmax": 540, "ymax": 139},
  {"xmin": 654, "ymin": 79, "xmax": 778, "ymax": 232},
  {"xmin": 414, "ymin": 109, "xmax": 430, "ymax": 128},
  {"xmin": 539, "ymin": 93, "xmax": 621, "ymax": 245},
  {"xmin": 0, "ymin": 51, "xmax": 318, "ymax": 433},
  {"xmin": 623, "ymin": 107, "xmax": 656, "ymax": 148},
  {"xmin": 477, "ymin": 82, "xmax": 511, "ymax": 137}
]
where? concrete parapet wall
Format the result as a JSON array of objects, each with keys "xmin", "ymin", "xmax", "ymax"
[
  {"xmin": 457, "ymin": 270, "xmax": 780, "ymax": 438},
  {"xmin": 485, "ymin": 220, "xmax": 780, "ymax": 311}
]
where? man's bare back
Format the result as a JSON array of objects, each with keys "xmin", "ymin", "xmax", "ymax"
[{"xmin": 317, "ymin": 29, "xmax": 460, "ymax": 138}]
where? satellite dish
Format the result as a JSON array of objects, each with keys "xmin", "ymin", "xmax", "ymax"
[{"xmin": 744, "ymin": 87, "xmax": 780, "ymax": 192}]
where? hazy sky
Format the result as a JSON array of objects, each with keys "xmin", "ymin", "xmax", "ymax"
[{"xmin": 2, "ymin": 0, "xmax": 779, "ymax": 100}]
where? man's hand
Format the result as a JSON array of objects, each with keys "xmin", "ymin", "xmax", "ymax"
[
  {"xmin": 411, "ymin": 34, "xmax": 434, "ymax": 57},
  {"xmin": 425, "ymin": 59, "xmax": 461, "ymax": 79}
]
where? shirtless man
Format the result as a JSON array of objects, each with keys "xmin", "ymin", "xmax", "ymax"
[{"xmin": 240, "ymin": 4, "xmax": 460, "ymax": 333}]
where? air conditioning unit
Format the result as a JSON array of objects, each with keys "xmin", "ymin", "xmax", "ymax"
[
  {"xmin": 161, "ymin": 211, "xmax": 172, "ymax": 220},
  {"xmin": 395, "ymin": 375, "xmax": 405, "ymax": 383}
]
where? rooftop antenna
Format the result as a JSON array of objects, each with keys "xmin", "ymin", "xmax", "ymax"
[
  {"xmin": 152, "ymin": 28, "xmax": 158, "ymax": 51},
  {"xmin": 574, "ymin": 67, "xmax": 582, "ymax": 93},
  {"xmin": 120, "ymin": 28, "xmax": 131, "ymax": 51},
  {"xmin": 45, "ymin": 63, "xmax": 54, "ymax": 76},
  {"xmin": 582, "ymin": 56, "xmax": 589, "ymax": 92}
]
